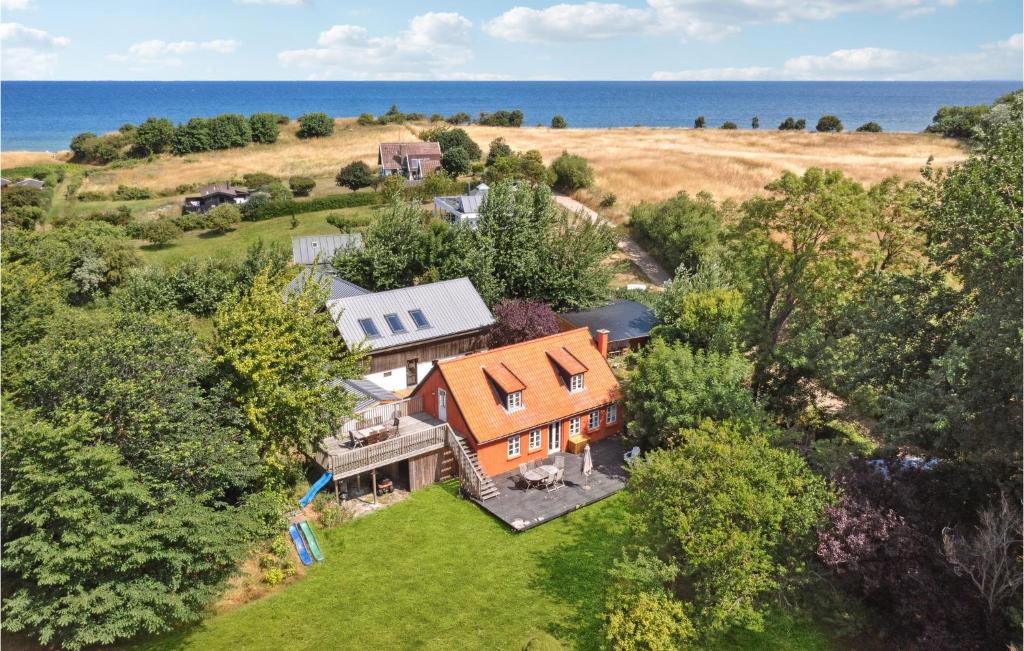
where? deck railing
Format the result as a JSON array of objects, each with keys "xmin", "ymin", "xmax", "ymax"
[
  {"xmin": 446, "ymin": 428, "xmax": 485, "ymax": 500},
  {"xmin": 327, "ymin": 422, "xmax": 447, "ymax": 479},
  {"xmin": 348, "ymin": 395, "xmax": 424, "ymax": 432}
]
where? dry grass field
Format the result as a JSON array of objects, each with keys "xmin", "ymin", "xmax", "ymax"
[
  {"xmin": 0, "ymin": 150, "xmax": 69, "ymax": 168},
  {"xmin": 9, "ymin": 118, "xmax": 965, "ymax": 213}
]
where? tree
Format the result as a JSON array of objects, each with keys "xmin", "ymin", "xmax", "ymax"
[
  {"xmin": 549, "ymin": 151, "xmax": 594, "ymax": 193},
  {"xmin": 624, "ymin": 339, "xmax": 758, "ymax": 448},
  {"xmin": 538, "ymin": 209, "xmax": 616, "ymax": 310},
  {"xmin": 142, "ymin": 219, "xmax": 182, "ymax": 247},
  {"xmin": 655, "ymin": 262, "xmax": 743, "ymax": 353},
  {"xmin": 778, "ymin": 117, "xmax": 806, "ymax": 130},
  {"xmin": 694, "ymin": 115, "xmax": 705, "ymax": 128},
  {"xmin": 172, "ymin": 118, "xmax": 212, "ymax": 154},
  {"xmin": 489, "ymin": 298, "xmax": 559, "ymax": 347},
  {"xmin": 207, "ymin": 203, "xmax": 241, "ymax": 233},
  {"xmin": 288, "ymin": 175, "xmax": 316, "ymax": 197},
  {"xmin": 215, "ymin": 265, "xmax": 364, "ymax": 464},
  {"xmin": 332, "ymin": 201, "xmax": 426, "ymax": 290},
  {"xmin": 925, "ymin": 103, "xmax": 989, "ymax": 139},
  {"xmin": 478, "ymin": 181, "xmax": 554, "ymax": 300},
  {"xmin": 628, "ymin": 191, "xmax": 723, "ymax": 272},
  {"xmin": 728, "ymin": 168, "xmax": 870, "ymax": 408},
  {"xmin": 484, "ymin": 150, "xmax": 551, "ymax": 186},
  {"xmin": 133, "ymin": 117, "xmax": 175, "ymax": 155},
  {"xmin": 296, "ymin": 112, "xmax": 334, "ymax": 138},
  {"xmin": 551, "ymin": 115, "xmax": 567, "ymax": 129},
  {"xmin": 720, "ymin": 121, "xmax": 737, "ymax": 129},
  {"xmin": 249, "ymin": 112, "xmax": 280, "ymax": 144},
  {"xmin": 419, "ymin": 126, "xmax": 482, "ymax": 160},
  {"xmin": 816, "ymin": 115, "xmax": 843, "ymax": 133},
  {"xmin": 440, "ymin": 146, "xmax": 472, "ymax": 176},
  {"xmin": 856, "ymin": 121, "xmax": 882, "ymax": 132},
  {"xmin": 865, "ymin": 176, "xmax": 925, "ymax": 272},
  {"xmin": 69, "ymin": 131, "xmax": 97, "ymax": 159},
  {"xmin": 486, "ymin": 137, "xmax": 513, "ymax": 166},
  {"xmin": 336, "ymin": 161, "xmax": 376, "ymax": 190},
  {"xmin": 208, "ymin": 114, "xmax": 251, "ymax": 149},
  {"xmin": 446, "ymin": 111, "xmax": 471, "ymax": 125},
  {"xmin": 751, "ymin": 116, "xmax": 759, "ymax": 129},
  {"xmin": 627, "ymin": 420, "xmax": 829, "ymax": 634},
  {"xmin": 0, "ymin": 260, "xmax": 67, "ymax": 350}
]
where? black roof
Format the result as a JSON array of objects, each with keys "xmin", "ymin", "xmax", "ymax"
[{"xmin": 559, "ymin": 300, "xmax": 656, "ymax": 343}]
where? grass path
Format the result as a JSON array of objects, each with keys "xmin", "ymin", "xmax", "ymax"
[{"xmin": 138, "ymin": 484, "xmax": 832, "ymax": 651}]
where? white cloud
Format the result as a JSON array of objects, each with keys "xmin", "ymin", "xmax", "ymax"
[
  {"xmin": 486, "ymin": 0, "xmax": 958, "ymax": 43},
  {"xmin": 126, "ymin": 39, "xmax": 238, "ymax": 58},
  {"xmin": 0, "ymin": 22, "xmax": 69, "ymax": 78},
  {"xmin": 235, "ymin": 0, "xmax": 307, "ymax": 4},
  {"xmin": 652, "ymin": 34, "xmax": 1024, "ymax": 80},
  {"xmin": 0, "ymin": 0, "xmax": 33, "ymax": 10},
  {"xmin": 279, "ymin": 12, "xmax": 498, "ymax": 80}
]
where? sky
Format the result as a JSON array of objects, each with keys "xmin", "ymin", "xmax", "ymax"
[{"xmin": 0, "ymin": 0, "xmax": 1020, "ymax": 81}]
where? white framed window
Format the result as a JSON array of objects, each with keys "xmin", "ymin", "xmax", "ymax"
[
  {"xmin": 569, "ymin": 417, "xmax": 581, "ymax": 437},
  {"xmin": 528, "ymin": 429, "xmax": 542, "ymax": 451},
  {"xmin": 588, "ymin": 410, "xmax": 600, "ymax": 430},
  {"xmin": 507, "ymin": 435, "xmax": 521, "ymax": 458},
  {"xmin": 506, "ymin": 391, "xmax": 523, "ymax": 412},
  {"xmin": 569, "ymin": 373, "xmax": 584, "ymax": 392},
  {"xmin": 548, "ymin": 422, "xmax": 561, "ymax": 453},
  {"xmin": 606, "ymin": 403, "xmax": 618, "ymax": 424}
]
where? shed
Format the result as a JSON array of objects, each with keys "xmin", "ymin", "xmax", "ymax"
[
  {"xmin": 291, "ymin": 234, "xmax": 364, "ymax": 266},
  {"xmin": 557, "ymin": 300, "xmax": 657, "ymax": 352}
]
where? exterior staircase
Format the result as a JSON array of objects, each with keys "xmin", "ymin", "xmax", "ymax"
[{"xmin": 450, "ymin": 433, "xmax": 500, "ymax": 501}]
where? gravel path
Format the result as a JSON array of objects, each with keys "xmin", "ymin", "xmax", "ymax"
[{"xmin": 553, "ymin": 195, "xmax": 672, "ymax": 286}]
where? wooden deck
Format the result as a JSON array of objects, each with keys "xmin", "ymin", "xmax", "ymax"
[{"xmin": 316, "ymin": 412, "xmax": 445, "ymax": 480}]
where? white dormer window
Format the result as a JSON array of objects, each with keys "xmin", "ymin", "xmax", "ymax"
[
  {"xmin": 506, "ymin": 391, "xmax": 523, "ymax": 411},
  {"xmin": 569, "ymin": 373, "xmax": 584, "ymax": 392}
]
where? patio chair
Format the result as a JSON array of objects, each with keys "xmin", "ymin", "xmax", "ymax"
[
  {"xmin": 553, "ymin": 455, "xmax": 565, "ymax": 470},
  {"xmin": 518, "ymin": 462, "xmax": 542, "ymax": 489},
  {"xmin": 553, "ymin": 467, "xmax": 565, "ymax": 490},
  {"xmin": 624, "ymin": 446, "xmax": 641, "ymax": 464},
  {"xmin": 349, "ymin": 431, "xmax": 363, "ymax": 448}
]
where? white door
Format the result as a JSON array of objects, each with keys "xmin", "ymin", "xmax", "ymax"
[
  {"xmin": 548, "ymin": 422, "xmax": 561, "ymax": 454},
  {"xmin": 438, "ymin": 388, "xmax": 447, "ymax": 422}
]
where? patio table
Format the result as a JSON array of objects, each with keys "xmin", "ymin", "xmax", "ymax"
[
  {"xmin": 537, "ymin": 465, "xmax": 558, "ymax": 479},
  {"xmin": 522, "ymin": 469, "xmax": 545, "ymax": 487}
]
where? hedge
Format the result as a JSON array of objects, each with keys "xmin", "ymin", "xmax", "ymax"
[{"xmin": 243, "ymin": 191, "xmax": 383, "ymax": 221}]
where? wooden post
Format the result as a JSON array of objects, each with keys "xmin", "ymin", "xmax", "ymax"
[
  {"xmin": 333, "ymin": 478, "xmax": 340, "ymax": 503},
  {"xmin": 371, "ymin": 468, "xmax": 378, "ymax": 504}
]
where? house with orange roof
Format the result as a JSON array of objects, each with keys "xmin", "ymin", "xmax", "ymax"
[
  {"xmin": 410, "ymin": 327, "xmax": 623, "ymax": 478},
  {"xmin": 378, "ymin": 141, "xmax": 442, "ymax": 181}
]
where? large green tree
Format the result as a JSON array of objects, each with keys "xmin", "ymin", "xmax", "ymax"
[
  {"xmin": 629, "ymin": 191, "xmax": 725, "ymax": 273},
  {"xmin": 654, "ymin": 261, "xmax": 743, "ymax": 353}
]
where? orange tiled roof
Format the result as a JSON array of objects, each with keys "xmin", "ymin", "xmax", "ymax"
[{"xmin": 435, "ymin": 328, "xmax": 621, "ymax": 444}]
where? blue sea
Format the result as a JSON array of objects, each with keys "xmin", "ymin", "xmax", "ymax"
[{"xmin": 2, "ymin": 80, "xmax": 1020, "ymax": 151}]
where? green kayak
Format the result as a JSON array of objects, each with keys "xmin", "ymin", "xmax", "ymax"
[{"xmin": 298, "ymin": 520, "xmax": 324, "ymax": 562}]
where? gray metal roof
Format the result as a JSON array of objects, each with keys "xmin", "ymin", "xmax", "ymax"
[
  {"xmin": 559, "ymin": 300, "xmax": 657, "ymax": 343},
  {"xmin": 292, "ymin": 234, "xmax": 364, "ymax": 266},
  {"xmin": 286, "ymin": 267, "xmax": 369, "ymax": 302},
  {"xmin": 432, "ymin": 188, "xmax": 486, "ymax": 217},
  {"xmin": 336, "ymin": 378, "xmax": 398, "ymax": 413},
  {"xmin": 326, "ymin": 277, "xmax": 494, "ymax": 352}
]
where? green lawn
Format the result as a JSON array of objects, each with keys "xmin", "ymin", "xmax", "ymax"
[
  {"xmin": 137, "ymin": 483, "xmax": 833, "ymax": 651},
  {"xmin": 136, "ymin": 207, "xmax": 375, "ymax": 267}
]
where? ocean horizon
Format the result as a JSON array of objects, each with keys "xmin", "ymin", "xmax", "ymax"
[{"xmin": 2, "ymin": 80, "xmax": 1020, "ymax": 152}]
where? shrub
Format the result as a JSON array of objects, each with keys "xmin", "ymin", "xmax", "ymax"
[
  {"xmin": 489, "ymin": 299, "xmax": 559, "ymax": 347},
  {"xmin": 288, "ymin": 176, "xmax": 316, "ymax": 197},
  {"xmin": 172, "ymin": 118, "xmax": 213, "ymax": 154},
  {"xmin": 694, "ymin": 115, "xmax": 705, "ymax": 128},
  {"xmin": 445, "ymin": 111, "xmax": 471, "ymax": 125},
  {"xmin": 241, "ymin": 172, "xmax": 279, "ymax": 189},
  {"xmin": 604, "ymin": 589, "xmax": 694, "ymax": 651},
  {"xmin": 856, "ymin": 121, "xmax": 883, "ymax": 133},
  {"xmin": 413, "ymin": 172, "xmax": 462, "ymax": 201},
  {"xmin": 133, "ymin": 117, "xmax": 175, "ymax": 155},
  {"xmin": 751, "ymin": 116, "xmax": 759, "ymax": 129},
  {"xmin": 599, "ymin": 192, "xmax": 617, "ymax": 208},
  {"xmin": 924, "ymin": 104, "xmax": 989, "ymax": 139},
  {"xmin": 208, "ymin": 114, "xmax": 251, "ymax": 149},
  {"xmin": 816, "ymin": 114, "xmax": 844, "ymax": 132},
  {"xmin": 720, "ymin": 121, "xmax": 737, "ymax": 129},
  {"xmin": 629, "ymin": 191, "xmax": 722, "ymax": 271},
  {"xmin": 206, "ymin": 203, "xmax": 241, "ymax": 232},
  {"xmin": 249, "ymin": 112, "xmax": 280, "ymax": 144},
  {"xmin": 77, "ymin": 191, "xmax": 108, "ymax": 201},
  {"xmin": 486, "ymin": 137, "xmax": 513, "ymax": 166},
  {"xmin": 113, "ymin": 185, "xmax": 153, "ymax": 200},
  {"xmin": 244, "ymin": 192, "xmax": 382, "ymax": 221},
  {"xmin": 778, "ymin": 116, "xmax": 807, "ymax": 130},
  {"xmin": 550, "ymin": 115, "xmax": 567, "ymax": 129},
  {"xmin": 2, "ymin": 206, "xmax": 45, "ymax": 229},
  {"xmin": 478, "ymin": 109, "xmax": 524, "ymax": 127},
  {"xmin": 356, "ymin": 113, "xmax": 377, "ymax": 126},
  {"xmin": 1, "ymin": 185, "xmax": 45, "ymax": 209},
  {"xmin": 549, "ymin": 151, "xmax": 594, "ymax": 193},
  {"xmin": 263, "ymin": 567, "xmax": 285, "ymax": 587},
  {"xmin": 68, "ymin": 132, "xmax": 127, "ymax": 164},
  {"xmin": 420, "ymin": 126, "xmax": 482, "ymax": 160},
  {"xmin": 89, "ymin": 205, "xmax": 133, "ymax": 226},
  {"xmin": 441, "ymin": 147, "xmax": 471, "ymax": 176},
  {"xmin": 142, "ymin": 220, "xmax": 183, "ymax": 247},
  {"xmin": 336, "ymin": 161, "xmax": 376, "ymax": 191},
  {"xmin": 296, "ymin": 112, "xmax": 334, "ymax": 138}
]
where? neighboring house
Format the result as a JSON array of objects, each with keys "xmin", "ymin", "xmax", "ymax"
[
  {"xmin": 326, "ymin": 277, "xmax": 494, "ymax": 392},
  {"xmin": 0, "ymin": 177, "xmax": 11, "ymax": 188},
  {"xmin": 378, "ymin": 142, "xmax": 442, "ymax": 181},
  {"xmin": 14, "ymin": 178, "xmax": 44, "ymax": 190},
  {"xmin": 558, "ymin": 300, "xmax": 657, "ymax": 353},
  {"xmin": 182, "ymin": 183, "xmax": 250, "ymax": 213},
  {"xmin": 432, "ymin": 183, "xmax": 488, "ymax": 227},
  {"xmin": 411, "ymin": 327, "xmax": 622, "ymax": 477},
  {"xmin": 292, "ymin": 234, "xmax": 364, "ymax": 267},
  {"xmin": 287, "ymin": 266, "xmax": 370, "ymax": 302}
]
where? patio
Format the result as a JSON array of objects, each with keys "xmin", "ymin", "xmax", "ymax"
[{"xmin": 477, "ymin": 438, "xmax": 629, "ymax": 531}]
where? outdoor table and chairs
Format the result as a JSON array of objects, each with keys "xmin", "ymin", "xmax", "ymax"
[{"xmin": 518, "ymin": 456, "xmax": 566, "ymax": 491}]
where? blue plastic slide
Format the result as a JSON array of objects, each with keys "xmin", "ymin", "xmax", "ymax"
[
  {"xmin": 288, "ymin": 524, "xmax": 313, "ymax": 566},
  {"xmin": 299, "ymin": 471, "xmax": 333, "ymax": 508}
]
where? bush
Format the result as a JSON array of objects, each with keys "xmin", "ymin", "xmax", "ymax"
[
  {"xmin": 207, "ymin": 203, "xmax": 241, "ymax": 232},
  {"xmin": 446, "ymin": 111, "xmax": 471, "ymax": 125},
  {"xmin": 489, "ymin": 299, "xmax": 559, "ymax": 347},
  {"xmin": 208, "ymin": 114, "xmax": 251, "ymax": 149},
  {"xmin": 478, "ymin": 109, "xmax": 524, "ymax": 127},
  {"xmin": 924, "ymin": 104, "xmax": 989, "ymax": 139},
  {"xmin": 629, "ymin": 191, "xmax": 722, "ymax": 271},
  {"xmin": 694, "ymin": 115, "xmax": 705, "ymax": 128},
  {"xmin": 113, "ymin": 185, "xmax": 153, "ymax": 200},
  {"xmin": 2, "ymin": 206, "xmax": 45, "ymax": 229},
  {"xmin": 133, "ymin": 117, "xmax": 175, "ymax": 155},
  {"xmin": 441, "ymin": 147, "xmax": 471, "ymax": 176},
  {"xmin": 142, "ymin": 220, "xmax": 183, "ymax": 247},
  {"xmin": 249, "ymin": 112, "xmax": 280, "ymax": 144},
  {"xmin": 412, "ymin": 172, "xmax": 462, "ymax": 201},
  {"xmin": 241, "ymin": 172, "xmax": 279, "ymax": 189},
  {"xmin": 486, "ymin": 138, "xmax": 513, "ymax": 166},
  {"xmin": 549, "ymin": 151, "xmax": 594, "ymax": 193},
  {"xmin": 751, "ymin": 116, "xmax": 759, "ymax": 129},
  {"xmin": 288, "ymin": 176, "xmax": 316, "ymax": 197},
  {"xmin": 720, "ymin": 121, "xmax": 737, "ymax": 129},
  {"xmin": 244, "ymin": 192, "xmax": 383, "ymax": 221},
  {"xmin": 263, "ymin": 567, "xmax": 285, "ymax": 587},
  {"xmin": 356, "ymin": 112, "xmax": 377, "ymax": 126},
  {"xmin": 816, "ymin": 114, "xmax": 843, "ymax": 133},
  {"xmin": 599, "ymin": 192, "xmax": 617, "ymax": 208},
  {"xmin": 336, "ymin": 161, "xmax": 376, "ymax": 191},
  {"xmin": 296, "ymin": 112, "xmax": 334, "ymax": 138},
  {"xmin": 1, "ymin": 185, "xmax": 45, "ymax": 209},
  {"xmin": 856, "ymin": 121, "xmax": 883, "ymax": 133},
  {"xmin": 550, "ymin": 115, "xmax": 567, "ymax": 129},
  {"xmin": 172, "ymin": 118, "xmax": 213, "ymax": 154},
  {"xmin": 419, "ymin": 126, "xmax": 482, "ymax": 160},
  {"xmin": 778, "ymin": 116, "xmax": 807, "ymax": 130}
]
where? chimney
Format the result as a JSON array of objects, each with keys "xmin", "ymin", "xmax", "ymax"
[{"xmin": 595, "ymin": 329, "xmax": 609, "ymax": 358}]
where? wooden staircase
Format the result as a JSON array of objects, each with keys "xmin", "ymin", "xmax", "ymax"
[{"xmin": 450, "ymin": 433, "xmax": 500, "ymax": 501}]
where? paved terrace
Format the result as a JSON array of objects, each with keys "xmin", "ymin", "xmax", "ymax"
[{"xmin": 477, "ymin": 439, "xmax": 628, "ymax": 531}]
